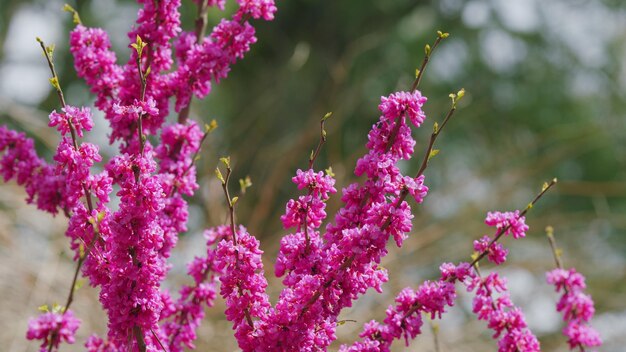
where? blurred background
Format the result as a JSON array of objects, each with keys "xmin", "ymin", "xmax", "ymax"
[{"xmin": 1, "ymin": 0, "xmax": 625, "ymax": 350}]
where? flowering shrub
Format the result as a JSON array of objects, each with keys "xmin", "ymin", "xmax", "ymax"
[{"xmin": 0, "ymin": 1, "xmax": 602, "ymax": 352}]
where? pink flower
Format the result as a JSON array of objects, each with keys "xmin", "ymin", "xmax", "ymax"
[
  {"xmin": 485, "ymin": 210, "xmax": 529, "ymax": 239},
  {"xmin": 547, "ymin": 267, "xmax": 602, "ymax": 349},
  {"xmin": 49, "ymin": 106, "xmax": 94, "ymax": 137},
  {"xmin": 292, "ymin": 168, "xmax": 337, "ymax": 199},
  {"xmin": 402, "ymin": 175, "xmax": 428, "ymax": 203},
  {"xmin": 563, "ymin": 321, "xmax": 602, "ymax": 349},
  {"xmin": 26, "ymin": 310, "xmax": 81, "ymax": 351},
  {"xmin": 236, "ymin": 0, "xmax": 278, "ymax": 21},
  {"xmin": 378, "ymin": 91, "xmax": 427, "ymax": 127},
  {"xmin": 473, "ymin": 235, "xmax": 509, "ymax": 265}
]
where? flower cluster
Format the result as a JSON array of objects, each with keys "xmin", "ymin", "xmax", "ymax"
[
  {"xmin": 26, "ymin": 310, "xmax": 81, "ymax": 352},
  {"xmin": 0, "ymin": 126, "xmax": 70, "ymax": 214},
  {"xmin": 48, "ymin": 106, "xmax": 94, "ymax": 138},
  {"xmin": 463, "ymin": 212, "xmax": 540, "ymax": 351},
  {"xmin": 159, "ymin": 226, "xmax": 229, "ymax": 351},
  {"xmin": 485, "ymin": 210, "xmax": 529, "ymax": 239},
  {"xmin": 547, "ymin": 268, "xmax": 602, "ymax": 349},
  {"xmin": 341, "ymin": 262, "xmax": 472, "ymax": 351},
  {"xmin": 468, "ymin": 272, "xmax": 540, "ymax": 352},
  {"xmin": 0, "ymin": 1, "xmax": 276, "ymax": 351},
  {"xmin": 215, "ymin": 225, "xmax": 271, "ymax": 350}
]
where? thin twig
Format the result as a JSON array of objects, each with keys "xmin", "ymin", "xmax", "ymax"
[
  {"xmin": 150, "ymin": 328, "xmax": 167, "ymax": 352},
  {"xmin": 411, "ymin": 32, "xmax": 448, "ymax": 92},
  {"xmin": 545, "ymin": 226, "xmax": 563, "ymax": 269},
  {"xmin": 218, "ymin": 160, "xmax": 254, "ymax": 328},
  {"xmin": 178, "ymin": 0, "xmax": 210, "ymax": 123}
]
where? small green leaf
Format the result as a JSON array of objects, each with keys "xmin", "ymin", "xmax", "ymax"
[
  {"xmin": 231, "ymin": 196, "xmax": 239, "ymax": 205},
  {"xmin": 325, "ymin": 166, "xmax": 335, "ymax": 178},
  {"xmin": 425, "ymin": 44, "xmax": 431, "ymax": 56},
  {"xmin": 51, "ymin": 303, "xmax": 62, "ymax": 313},
  {"xmin": 215, "ymin": 167, "xmax": 225, "ymax": 184},
  {"xmin": 205, "ymin": 119, "xmax": 218, "ymax": 133},
  {"xmin": 337, "ymin": 319, "xmax": 356, "ymax": 326},
  {"xmin": 219, "ymin": 156, "xmax": 230, "ymax": 168},
  {"xmin": 131, "ymin": 35, "xmax": 147, "ymax": 57},
  {"xmin": 415, "ymin": 68, "xmax": 420, "ymax": 78},
  {"xmin": 321, "ymin": 111, "xmax": 333, "ymax": 122},
  {"xmin": 45, "ymin": 44, "xmax": 55, "ymax": 59},
  {"xmin": 49, "ymin": 77, "xmax": 60, "ymax": 90},
  {"xmin": 437, "ymin": 30, "xmax": 450, "ymax": 39},
  {"xmin": 38, "ymin": 304, "xmax": 49, "ymax": 313},
  {"xmin": 63, "ymin": 4, "xmax": 82, "ymax": 25},
  {"xmin": 555, "ymin": 248, "xmax": 563, "ymax": 258},
  {"xmin": 456, "ymin": 88, "xmax": 465, "ymax": 100},
  {"xmin": 470, "ymin": 251, "xmax": 479, "ymax": 261},
  {"xmin": 74, "ymin": 279, "xmax": 85, "ymax": 291},
  {"xmin": 428, "ymin": 149, "xmax": 440, "ymax": 160},
  {"xmin": 239, "ymin": 176, "xmax": 252, "ymax": 194},
  {"xmin": 78, "ymin": 243, "xmax": 86, "ymax": 259},
  {"xmin": 433, "ymin": 121, "xmax": 439, "ymax": 134},
  {"xmin": 145, "ymin": 66, "xmax": 152, "ymax": 77},
  {"xmin": 309, "ymin": 150, "xmax": 314, "ymax": 161}
]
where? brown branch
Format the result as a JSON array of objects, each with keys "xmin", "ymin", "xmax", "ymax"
[{"xmin": 133, "ymin": 325, "xmax": 147, "ymax": 352}]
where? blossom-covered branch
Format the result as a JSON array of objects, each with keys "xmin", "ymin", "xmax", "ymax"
[{"xmin": 545, "ymin": 227, "xmax": 602, "ymax": 350}]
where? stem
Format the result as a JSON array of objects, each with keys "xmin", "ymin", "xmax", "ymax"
[
  {"xmin": 431, "ymin": 320, "xmax": 442, "ymax": 352},
  {"xmin": 38, "ymin": 38, "xmax": 95, "ymax": 212},
  {"xmin": 150, "ymin": 328, "xmax": 167, "ymax": 352},
  {"xmin": 309, "ymin": 118, "xmax": 328, "ymax": 169},
  {"xmin": 136, "ymin": 53, "xmax": 147, "ymax": 156},
  {"xmin": 133, "ymin": 325, "xmax": 147, "ymax": 352},
  {"xmin": 416, "ymin": 105, "xmax": 456, "ymax": 178},
  {"xmin": 411, "ymin": 35, "xmax": 445, "ymax": 92},
  {"xmin": 37, "ymin": 39, "xmax": 67, "ymax": 108},
  {"xmin": 178, "ymin": 0, "xmax": 210, "ymax": 123},
  {"xmin": 219, "ymin": 162, "xmax": 254, "ymax": 328},
  {"xmin": 302, "ymin": 115, "xmax": 331, "ymax": 251},
  {"xmin": 545, "ymin": 227, "xmax": 563, "ymax": 269},
  {"xmin": 169, "ymin": 127, "xmax": 212, "ymax": 197},
  {"xmin": 221, "ymin": 166, "xmax": 237, "ymax": 246}
]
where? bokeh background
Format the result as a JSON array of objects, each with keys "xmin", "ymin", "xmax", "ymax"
[{"xmin": 1, "ymin": 0, "xmax": 625, "ymax": 351}]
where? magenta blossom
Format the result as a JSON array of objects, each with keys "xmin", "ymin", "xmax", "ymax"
[{"xmin": 27, "ymin": 310, "xmax": 81, "ymax": 352}]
